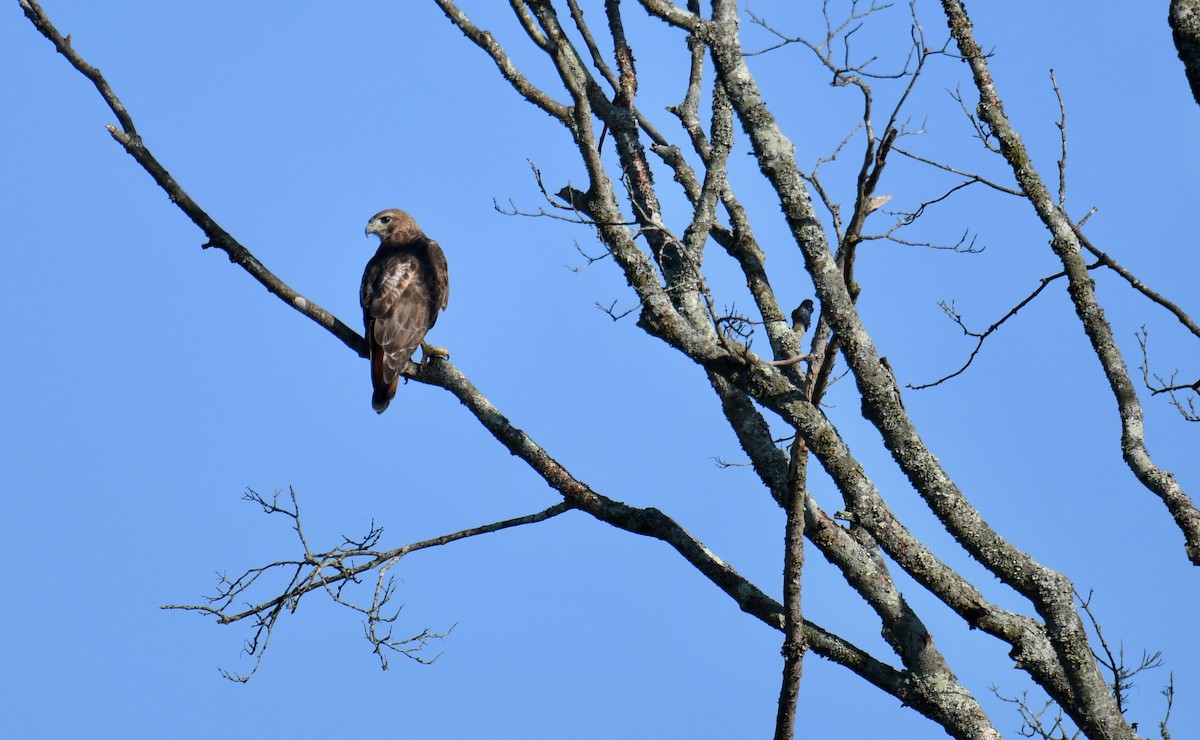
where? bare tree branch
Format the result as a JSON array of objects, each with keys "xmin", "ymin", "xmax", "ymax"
[
  {"xmin": 910, "ymin": 263, "xmax": 1101, "ymax": 390},
  {"xmin": 892, "ymin": 146, "xmax": 1022, "ymax": 195},
  {"xmin": 1137, "ymin": 328, "xmax": 1200, "ymax": 423},
  {"xmin": 1170, "ymin": 0, "xmax": 1200, "ymax": 105},
  {"xmin": 773, "ymin": 435, "xmax": 808, "ymax": 740},
  {"xmin": 1069, "ymin": 222, "xmax": 1200, "ymax": 341},
  {"xmin": 435, "ymin": 0, "xmax": 573, "ymax": 124},
  {"xmin": 165, "ymin": 487, "xmax": 569, "ymax": 680},
  {"xmin": 1077, "ymin": 590, "xmax": 1164, "ymax": 720},
  {"xmin": 21, "ymin": 1, "xmax": 1198, "ymax": 737},
  {"xmin": 1051, "ymin": 69, "xmax": 1069, "ymax": 207},
  {"xmin": 991, "ymin": 592, "xmax": 1173, "ymax": 739},
  {"xmin": 17, "ymin": 0, "xmax": 366, "ymax": 357},
  {"xmin": 942, "ymin": 0, "xmax": 1200, "ymax": 579}
]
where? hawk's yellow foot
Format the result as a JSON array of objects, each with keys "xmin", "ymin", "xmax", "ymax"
[{"xmin": 421, "ymin": 341, "xmax": 450, "ymax": 361}]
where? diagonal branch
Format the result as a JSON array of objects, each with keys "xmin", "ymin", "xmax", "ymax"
[
  {"xmin": 19, "ymin": 0, "xmax": 912, "ymax": 705},
  {"xmin": 910, "ymin": 262, "xmax": 1100, "ymax": 390},
  {"xmin": 18, "ymin": 0, "xmax": 366, "ymax": 357},
  {"xmin": 940, "ymin": 1, "xmax": 1189, "ymax": 736},
  {"xmin": 21, "ymin": 0, "xmax": 764, "ymax": 644},
  {"xmin": 18, "ymin": 0, "xmax": 134, "ymax": 134},
  {"xmin": 892, "ymin": 146, "xmax": 1021, "ymax": 195},
  {"xmin": 706, "ymin": 372, "xmax": 1004, "ymax": 739},
  {"xmin": 695, "ymin": 3, "xmax": 1132, "ymax": 737},
  {"xmin": 1069, "ymin": 221, "xmax": 1200, "ymax": 341},
  {"xmin": 941, "ymin": 0, "xmax": 1200, "ymax": 577},
  {"xmin": 166, "ymin": 487, "xmax": 572, "ymax": 680},
  {"xmin": 436, "ymin": 0, "xmax": 573, "ymax": 124},
  {"xmin": 293, "ymin": 359, "xmax": 921, "ymax": 701}
]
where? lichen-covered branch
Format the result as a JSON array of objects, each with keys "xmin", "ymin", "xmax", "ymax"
[
  {"xmin": 1170, "ymin": 0, "xmax": 1200, "ymax": 105},
  {"xmin": 17, "ymin": 3, "xmax": 932, "ymax": 711},
  {"xmin": 941, "ymin": 1, "xmax": 1200, "ymax": 577},
  {"xmin": 22, "ymin": 0, "xmax": 1196, "ymax": 737}
]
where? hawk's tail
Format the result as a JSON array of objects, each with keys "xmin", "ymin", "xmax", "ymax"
[
  {"xmin": 372, "ymin": 376, "xmax": 398, "ymax": 414},
  {"xmin": 370, "ymin": 346, "xmax": 399, "ymax": 414}
]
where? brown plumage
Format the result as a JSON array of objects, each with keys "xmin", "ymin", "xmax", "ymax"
[{"xmin": 360, "ymin": 209, "xmax": 449, "ymax": 413}]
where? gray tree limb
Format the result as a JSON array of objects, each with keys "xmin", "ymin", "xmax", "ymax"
[{"xmin": 1171, "ymin": 0, "xmax": 1200, "ymax": 104}]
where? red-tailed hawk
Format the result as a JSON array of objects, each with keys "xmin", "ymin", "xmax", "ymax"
[{"xmin": 360, "ymin": 208, "xmax": 449, "ymax": 414}]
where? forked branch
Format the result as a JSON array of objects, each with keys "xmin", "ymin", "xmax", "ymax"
[
  {"xmin": 164, "ymin": 487, "xmax": 570, "ymax": 679},
  {"xmin": 942, "ymin": 0, "xmax": 1200, "ymax": 576},
  {"xmin": 20, "ymin": 2, "xmax": 910, "ymax": 705}
]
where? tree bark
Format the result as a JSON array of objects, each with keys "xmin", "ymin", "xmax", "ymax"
[{"xmin": 1171, "ymin": 0, "xmax": 1200, "ymax": 104}]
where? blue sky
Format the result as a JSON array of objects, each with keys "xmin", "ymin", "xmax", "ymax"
[{"xmin": 3, "ymin": 2, "xmax": 1198, "ymax": 738}]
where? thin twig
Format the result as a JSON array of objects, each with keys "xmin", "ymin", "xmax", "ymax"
[
  {"xmin": 165, "ymin": 488, "xmax": 573, "ymax": 679},
  {"xmin": 910, "ymin": 263, "xmax": 1100, "ymax": 390},
  {"xmin": 1051, "ymin": 69, "xmax": 1068, "ymax": 207},
  {"xmin": 1070, "ymin": 222, "xmax": 1200, "ymax": 341}
]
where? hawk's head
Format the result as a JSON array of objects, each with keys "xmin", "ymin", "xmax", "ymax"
[{"xmin": 365, "ymin": 208, "xmax": 421, "ymax": 243}]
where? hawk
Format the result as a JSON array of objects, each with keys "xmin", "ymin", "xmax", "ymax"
[{"xmin": 360, "ymin": 208, "xmax": 449, "ymax": 414}]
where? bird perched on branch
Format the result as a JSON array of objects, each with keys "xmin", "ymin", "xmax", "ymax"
[
  {"xmin": 360, "ymin": 208, "xmax": 449, "ymax": 414},
  {"xmin": 764, "ymin": 299, "xmax": 815, "ymax": 368},
  {"xmin": 791, "ymin": 299, "xmax": 814, "ymax": 339}
]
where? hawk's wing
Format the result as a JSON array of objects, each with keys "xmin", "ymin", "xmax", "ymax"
[
  {"xmin": 426, "ymin": 237, "xmax": 450, "ymax": 312},
  {"xmin": 360, "ymin": 248, "xmax": 438, "ymax": 413}
]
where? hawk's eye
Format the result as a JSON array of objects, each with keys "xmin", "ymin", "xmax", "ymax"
[{"xmin": 380, "ymin": 216, "xmax": 391, "ymax": 224}]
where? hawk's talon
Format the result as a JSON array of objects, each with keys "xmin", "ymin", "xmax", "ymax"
[{"xmin": 422, "ymin": 342, "xmax": 450, "ymax": 361}]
